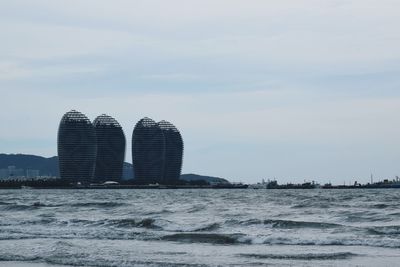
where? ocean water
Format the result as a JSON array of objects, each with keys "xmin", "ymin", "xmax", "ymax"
[{"xmin": 0, "ymin": 189, "xmax": 399, "ymax": 267}]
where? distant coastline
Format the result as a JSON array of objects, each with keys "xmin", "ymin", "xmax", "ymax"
[
  {"xmin": 0, "ymin": 153, "xmax": 233, "ymax": 188},
  {"xmin": 1, "ymin": 153, "xmax": 400, "ymax": 190},
  {"xmin": 249, "ymin": 179, "xmax": 400, "ymax": 189}
]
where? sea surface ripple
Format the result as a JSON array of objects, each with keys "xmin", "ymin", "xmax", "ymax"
[{"xmin": 0, "ymin": 189, "xmax": 399, "ymax": 266}]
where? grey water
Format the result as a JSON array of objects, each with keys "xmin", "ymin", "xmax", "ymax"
[{"xmin": 0, "ymin": 189, "xmax": 399, "ymax": 267}]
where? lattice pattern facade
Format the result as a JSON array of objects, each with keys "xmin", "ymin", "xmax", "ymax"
[
  {"xmin": 93, "ymin": 114, "xmax": 125, "ymax": 182},
  {"xmin": 57, "ymin": 110, "xmax": 97, "ymax": 184},
  {"xmin": 132, "ymin": 117, "xmax": 165, "ymax": 184},
  {"xmin": 158, "ymin": 120, "xmax": 184, "ymax": 184}
]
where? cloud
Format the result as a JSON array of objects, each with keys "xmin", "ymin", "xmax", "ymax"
[
  {"xmin": 0, "ymin": 61, "xmax": 104, "ymax": 81},
  {"xmin": 0, "ymin": 0, "xmax": 399, "ymax": 183}
]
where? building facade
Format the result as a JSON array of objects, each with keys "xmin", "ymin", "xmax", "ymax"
[
  {"xmin": 6, "ymin": 166, "xmax": 25, "ymax": 178},
  {"xmin": 26, "ymin": 169, "xmax": 40, "ymax": 178},
  {"xmin": 57, "ymin": 110, "xmax": 97, "ymax": 184},
  {"xmin": 132, "ymin": 117, "xmax": 165, "ymax": 184},
  {"xmin": 0, "ymin": 169, "xmax": 7, "ymax": 179},
  {"xmin": 93, "ymin": 114, "xmax": 125, "ymax": 182},
  {"xmin": 0, "ymin": 166, "xmax": 25, "ymax": 179},
  {"xmin": 158, "ymin": 120, "xmax": 184, "ymax": 184}
]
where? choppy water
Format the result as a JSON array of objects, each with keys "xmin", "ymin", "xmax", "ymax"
[{"xmin": 0, "ymin": 189, "xmax": 399, "ymax": 267}]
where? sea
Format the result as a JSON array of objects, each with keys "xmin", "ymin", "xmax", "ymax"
[{"xmin": 0, "ymin": 189, "xmax": 399, "ymax": 267}]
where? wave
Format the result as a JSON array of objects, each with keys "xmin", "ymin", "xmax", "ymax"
[
  {"xmin": 70, "ymin": 202, "xmax": 125, "ymax": 208},
  {"xmin": 64, "ymin": 217, "xmax": 159, "ymax": 229},
  {"xmin": 259, "ymin": 237, "xmax": 400, "ymax": 248},
  {"xmin": 187, "ymin": 204, "xmax": 206, "ymax": 213},
  {"xmin": 73, "ymin": 218, "xmax": 161, "ymax": 228},
  {"xmin": 264, "ymin": 219, "xmax": 341, "ymax": 229},
  {"xmin": 193, "ymin": 223, "xmax": 221, "ymax": 232},
  {"xmin": 0, "ymin": 201, "xmax": 125, "ymax": 209},
  {"xmin": 291, "ymin": 203, "xmax": 332, "ymax": 209},
  {"xmin": 106, "ymin": 218, "xmax": 158, "ymax": 229},
  {"xmin": 1, "ymin": 229, "xmax": 399, "ymax": 249},
  {"xmin": 6, "ymin": 217, "xmax": 160, "ymax": 229},
  {"xmin": 0, "ymin": 204, "xmax": 40, "ymax": 211},
  {"xmin": 238, "ymin": 219, "xmax": 341, "ymax": 229},
  {"xmin": 0, "ymin": 254, "xmax": 40, "ymax": 262},
  {"xmin": 367, "ymin": 225, "xmax": 400, "ymax": 235},
  {"xmin": 344, "ymin": 214, "xmax": 391, "ymax": 223},
  {"xmin": 20, "ymin": 218, "xmax": 57, "ymax": 225},
  {"xmin": 0, "ymin": 202, "xmax": 63, "ymax": 210},
  {"xmin": 161, "ymin": 233, "xmax": 250, "ymax": 244},
  {"xmin": 0, "ymin": 253, "xmax": 208, "ymax": 267},
  {"xmin": 143, "ymin": 209, "xmax": 173, "ymax": 215},
  {"xmin": 370, "ymin": 203, "xmax": 390, "ymax": 209},
  {"xmin": 239, "ymin": 252, "xmax": 358, "ymax": 260}
]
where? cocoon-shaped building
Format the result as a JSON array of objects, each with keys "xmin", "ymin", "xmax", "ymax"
[
  {"xmin": 58, "ymin": 110, "xmax": 97, "ymax": 184},
  {"xmin": 132, "ymin": 117, "xmax": 165, "ymax": 184},
  {"xmin": 93, "ymin": 114, "xmax": 125, "ymax": 182},
  {"xmin": 158, "ymin": 120, "xmax": 183, "ymax": 184}
]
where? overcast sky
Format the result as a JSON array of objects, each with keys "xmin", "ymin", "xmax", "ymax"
[{"xmin": 1, "ymin": 0, "xmax": 400, "ymax": 183}]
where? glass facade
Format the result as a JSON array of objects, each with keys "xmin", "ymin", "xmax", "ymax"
[
  {"xmin": 93, "ymin": 114, "xmax": 125, "ymax": 182},
  {"xmin": 57, "ymin": 111, "xmax": 183, "ymax": 185},
  {"xmin": 132, "ymin": 117, "xmax": 165, "ymax": 184},
  {"xmin": 57, "ymin": 110, "xmax": 97, "ymax": 184},
  {"xmin": 158, "ymin": 120, "xmax": 183, "ymax": 184}
]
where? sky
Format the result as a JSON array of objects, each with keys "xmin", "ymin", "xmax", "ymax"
[{"xmin": 0, "ymin": 0, "xmax": 400, "ymax": 184}]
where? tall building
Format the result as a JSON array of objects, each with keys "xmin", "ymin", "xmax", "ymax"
[
  {"xmin": 0, "ymin": 169, "xmax": 8, "ymax": 179},
  {"xmin": 132, "ymin": 117, "xmax": 165, "ymax": 184},
  {"xmin": 7, "ymin": 166, "xmax": 24, "ymax": 177},
  {"xmin": 93, "ymin": 114, "xmax": 125, "ymax": 182},
  {"xmin": 158, "ymin": 120, "xmax": 184, "ymax": 184},
  {"xmin": 57, "ymin": 110, "xmax": 97, "ymax": 184},
  {"xmin": 26, "ymin": 169, "xmax": 40, "ymax": 178}
]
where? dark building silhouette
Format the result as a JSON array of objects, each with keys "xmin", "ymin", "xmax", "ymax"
[
  {"xmin": 158, "ymin": 120, "xmax": 184, "ymax": 184},
  {"xmin": 57, "ymin": 110, "xmax": 97, "ymax": 184},
  {"xmin": 132, "ymin": 117, "xmax": 165, "ymax": 184},
  {"xmin": 93, "ymin": 114, "xmax": 125, "ymax": 182}
]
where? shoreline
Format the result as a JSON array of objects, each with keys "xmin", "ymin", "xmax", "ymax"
[
  {"xmin": 0, "ymin": 184, "xmax": 249, "ymax": 190},
  {"xmin": 1, "ymin": 186, "xmax": 400, "ymax": 190}
]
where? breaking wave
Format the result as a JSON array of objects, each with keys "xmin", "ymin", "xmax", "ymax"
[
  {"xmin": 235, "ymin": 218, "xmax": 342, "ymax": 229},
  {"xmin": 161, "ymin": 233, "xmax": 249, "ymax": 244},
  {"xmin": 239, "ymin": 252, "xmax": 358, "ymax": 260}
]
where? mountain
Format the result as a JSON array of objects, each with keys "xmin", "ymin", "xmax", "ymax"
[
  {"xmin": 0, "ymin": 154, "xmax": 230, "ymax": 183},
  {"xmin": 0, "ymin": 154, "xmax": 59, "ymax": 177},
  {"xmin": 180, "ymin": 173, "xmax": 230, "ymax": 184}
]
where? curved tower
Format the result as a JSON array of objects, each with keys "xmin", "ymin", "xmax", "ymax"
[
  {"xmin": 132, "ymin": 117, "xmax": 165, "ymax": 184},
  {"xmin": 158, "ymin": 120, "xmax": 184, "ymax": 184},
  {"xmin": 93, "ymin": 114, "xmax": 125, "ymax": 182},
  {"xmin": 57, "ymin": 110, "xmax": 97, "ymax": 184}
]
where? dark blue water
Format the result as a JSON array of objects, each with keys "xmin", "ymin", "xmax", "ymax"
[{"xmin": 0, "ymin": 189, "xmax": 399, "ymax": 266}]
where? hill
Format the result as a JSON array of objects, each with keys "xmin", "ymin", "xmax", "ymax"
[
  {"xmin": 0, "ymin": 154, "xmax": 230, "ymax": 183},
  {"xmin": 180, "ymin": 173, "xmax": 230, "ymax": 184},
  {"xmin": 0, "ymin": 154, "xmax": 59, "ymax": 177}
]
